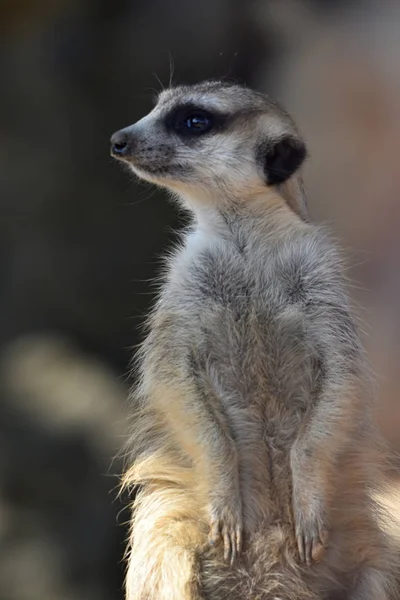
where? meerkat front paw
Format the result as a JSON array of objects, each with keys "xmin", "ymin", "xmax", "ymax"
[
  {"xmin": 208, "ymin": 494, "xmax": 243, "ymax": 565},
  {"xmin": 293, "ymin": 491, "xmax": 328, "ymax": 565}
]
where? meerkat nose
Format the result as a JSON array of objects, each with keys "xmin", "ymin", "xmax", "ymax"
[{"xmin": 110, "ymin": 129, "xmax": 131, "ymax": 157}]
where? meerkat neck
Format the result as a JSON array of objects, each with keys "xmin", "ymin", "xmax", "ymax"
[{"xmin": 179, "ymin": 188, "xmax": 300, "ymax": 237}]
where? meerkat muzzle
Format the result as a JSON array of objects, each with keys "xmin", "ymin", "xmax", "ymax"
[{"xmin": 110, "ymin": 126, "xmax": 138, "ymax": 159}]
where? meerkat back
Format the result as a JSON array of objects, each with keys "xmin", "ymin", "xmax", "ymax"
[{"xmin": 111, "ymin": 81, "xmax": 399, "ymax": 600}]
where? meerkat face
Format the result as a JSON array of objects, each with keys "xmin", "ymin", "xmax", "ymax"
[{"xmin": 110, "ymin": 81, "xmax": 307, "ymax": 202}]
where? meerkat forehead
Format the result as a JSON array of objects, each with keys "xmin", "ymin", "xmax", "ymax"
[
  {"xmin": 157, "ymin": 82, "xmax": 278, "ymax": 121},
  {"xmin": 157, "ymin": 81, "xmax": 266, "ymax": 111}
]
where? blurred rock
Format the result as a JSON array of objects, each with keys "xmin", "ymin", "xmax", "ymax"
[{"xmin": 0, "ymin": 334, "xmax": 128, "ymax": 600}]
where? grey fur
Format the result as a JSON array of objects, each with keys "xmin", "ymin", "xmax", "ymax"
[{"xmin": 111, "ymin": 81, "xmax": 399, "ymax": 600}]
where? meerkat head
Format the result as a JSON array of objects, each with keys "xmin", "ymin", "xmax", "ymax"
[{"xmin": 110, "ymin": 81, "xmax": 308, "ymax": 218}]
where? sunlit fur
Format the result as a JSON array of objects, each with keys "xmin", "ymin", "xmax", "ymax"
[{"xmin": 113, "ymin": 81, "xmax": 400, "ymax": 599}]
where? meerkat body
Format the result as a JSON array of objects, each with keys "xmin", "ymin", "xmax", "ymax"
[{"xmin": 111, "ymin": 81, "xmax": 398, "ymax": 600}]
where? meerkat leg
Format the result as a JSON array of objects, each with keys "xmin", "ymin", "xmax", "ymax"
[
  {"xmin": 291, "ymin": 440, "xmax": 329, "ymax": 565},
  {"xmin": 290, "ymin": 379, "xmax": 360, "ymax": 565},
  {"xmin": 151, "ymin": 377, "xmax": 243, "ymax": 564}
]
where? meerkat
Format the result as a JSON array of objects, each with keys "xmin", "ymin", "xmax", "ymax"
[{"xmin": 110, "ymin": 80, "xmax": 398, "ymax": 600}]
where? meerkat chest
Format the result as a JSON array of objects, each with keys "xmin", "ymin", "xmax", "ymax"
[
  {"xmin": 162, "ymin": 230, "xmax": 323, "ymax": 415},
  {"xmin": 169, "ymin": 229, "xmax": 298, "ymax": 312}
]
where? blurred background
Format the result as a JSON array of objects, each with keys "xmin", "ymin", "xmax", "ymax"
[{"xmin": 1, "ymin": 0, "xmax": 400, "ymax": 598}]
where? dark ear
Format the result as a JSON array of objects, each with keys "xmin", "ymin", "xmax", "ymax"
[{"xmin": 262, "ymin": 136, "xmax": 307, "ymax": 185}]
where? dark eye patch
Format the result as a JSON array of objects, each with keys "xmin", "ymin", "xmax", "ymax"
[{"xmin": 164, "ymin": 102, "xmax": 229, "ymax": 137}]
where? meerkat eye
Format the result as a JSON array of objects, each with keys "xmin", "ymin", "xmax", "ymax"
[
  {"xmin": 169, "ymin": 107, "xmax": 214, "ymax": 136},
  {"xmin": 183, "ymin": 113, "xmax": 212, "ymax": 132}
]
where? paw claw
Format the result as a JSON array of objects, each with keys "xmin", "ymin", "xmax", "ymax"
[
  {"xmin": 320, "ymin": 529, "xmax": 329, "ymax": 547},
  {"xmin": 222, "ymin": 527, "xmax": 232, "ymax": 562},
  {"xmin": 294, "ymin": 508, "xmax": 329, "ymax": 564},
  {"xmin": 208, "ymin": 521, "xmax": 220, "ymax": 546},
  {"xmin": 208, "ymin": 500, "xmax": 243, "ymax": 565},
  {"xmin": 236, "ymin": 526, "xmax": 242, "ymax": 555},
  {"xmin": 312, "ymin": 539, "xmax": 325, "ymax": 562},
  {"xmin": 297, "ymin": 534, "xmax": 305, "ymax": 562}
]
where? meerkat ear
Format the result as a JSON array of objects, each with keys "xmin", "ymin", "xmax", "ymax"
[{"xmin": 263, "ymin": 136, "xmax": 307, "ymax": 185}]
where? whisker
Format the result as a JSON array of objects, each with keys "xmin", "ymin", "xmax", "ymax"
[
  {"xmin": 152, "ymin": 72, "xmax": 165, "ymax": 92},
  {"xmin": 168, "ymin": 51, "xmax": 175, "ymax": 88}
]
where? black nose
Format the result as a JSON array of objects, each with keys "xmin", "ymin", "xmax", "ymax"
[{"xmin": 110, "ymin": 129, "xmax": 129, "ymax": 157}]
